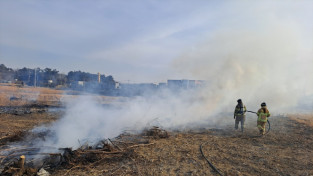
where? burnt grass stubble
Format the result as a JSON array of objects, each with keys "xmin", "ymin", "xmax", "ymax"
[{"xmin": 0, "ymin": 107, "xmax": 312, "ymax": 176}]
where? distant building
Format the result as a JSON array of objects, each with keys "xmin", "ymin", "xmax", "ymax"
[
  {"xmin": 195, "ymin": 80, "xmax": 205, "ymax": 87},
  {"xmin": 119, "ymin": 83, "xmax": 157, "ymax": 96},
  {"xmin": 188, "ymin": 80, "xmax": 196, "ymax": 88},
  {"xmin": 78, "ymin": 81, "xmax": 84, "ymax": 86},
  {"xmin": 158, "ymin": 83, "xmax": 167, "ymax": 89},
  {"xmin": 111, "ymin": 79, "xmax": 207, "ymax": 96},
  {"xmin": 181, "ymin": 79, "xmax": 188, "ymax": 89},
  {"xmin": 167, "ymin": 80, "xmax": 183, "ymax": 90},
  {"xmin": 70, "ymin": 81, "xmax": 85, "ymax": 89},
  {"xmin": 167, "ymin": 79, "xmax": 205, "ymax": 90},
  {"xmin": 115, "ymin": 82, "xmax": 120, "ymax": 89}
]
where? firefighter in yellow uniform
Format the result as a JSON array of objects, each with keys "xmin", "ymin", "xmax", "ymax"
[
  {"xmin": 257, "ymin": 102, "xmax": 270, "ymax": 135},
  {"xmin": 234, "ymin": 99, "xmax": 247, "ymax": 132}
]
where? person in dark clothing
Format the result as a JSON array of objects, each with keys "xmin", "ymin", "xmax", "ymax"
[{"xmin": 234, "ymin": 99, "xmax": 247, "ymax": 132}]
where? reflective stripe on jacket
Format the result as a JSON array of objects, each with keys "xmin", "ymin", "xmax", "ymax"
[
  {"xmin": 234, "ymin": 104, "xmax": 247, "ymax": 116},
  {"xmin": 257, "ymin": 107, "xmax": 270, "ymax": 122}
]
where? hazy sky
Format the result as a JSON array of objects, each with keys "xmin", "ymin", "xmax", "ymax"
[{"xmin": 0, "ymin": 0, "xmax": 312, "ymax": 83}]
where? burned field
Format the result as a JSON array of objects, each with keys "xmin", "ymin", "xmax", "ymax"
[{"xmin": 0, "ymin": 106, "xmax": 312, "ymax": 176}]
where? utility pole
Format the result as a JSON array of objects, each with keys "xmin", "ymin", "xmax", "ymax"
[{"xmin": 34, "ymin": 68, "xmax": 36, "ymax": 87}]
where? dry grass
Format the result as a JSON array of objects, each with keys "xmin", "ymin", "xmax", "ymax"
[
  {"xmin": 0, "ymin": 84, "xmax": 312, "ymax": 175},
  {"xmin": 0, "ymin": 111, "xmax": 312, "ymax": 175},
  {"xmin": 0, "ymin": 84, "xmax": 64, "ymax": 106},
  {"xmin": 0, "ymin": 83, "xmax": 64, "ymax": 94},
  {"xmin": 288, "ymin": 114, "xmax": 313, "ymax": 127},
  {"xmin": 0, "ymin": 84, "xmax": 123, "ymax": 106},
  {"xmin": 0, "ymin": 112, "xmax": 61, "ymax": 145},
  {"xmin": 48, "ymin": 116, "xmax": 313, "ymax": 176}
]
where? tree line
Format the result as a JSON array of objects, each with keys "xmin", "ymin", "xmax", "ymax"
[{"xmin": 0, "ymin": 64, "xmax": 115, "ymax": 90}]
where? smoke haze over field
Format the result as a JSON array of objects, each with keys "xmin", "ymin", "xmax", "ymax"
[
  {"xmin": 40, "ymin": 74, "xmax": 312, "ymax": 150},
  {"xmin": 1, "ymin": 1, "xmax": 312, "ymax": 149},
  {"xmin": 40, "ymin": 20, "xmax": 313, "ymax": 148},
  {"xmin": 173, "ymin": 18, "xmax": 313, "ymax": 113},
  {"xmin": 38, "ymin": 90, "xmax": 224, "ymax": 149}
]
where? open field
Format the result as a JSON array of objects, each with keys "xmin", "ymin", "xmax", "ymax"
[
  {"xmin": 0, "ymin": 109, "xmax": 312, "ymax": 175},
  {"xmin": 0, "ymin": 112, "xmax": 61, "ymax": 145},
  {"xmin": 0, "ymin": 85, "xmax": 312, "ymax": 175},
  {"xmin": 289, "ymin": 114, "xmax": 313, "ymax": 127},
  {"xmin": 0, "ymin": 84, "xmax": 64, "ymax": 106},
  {"xmin": 0, "ymin": 84, "xmax": 124, "ymax": 107}
]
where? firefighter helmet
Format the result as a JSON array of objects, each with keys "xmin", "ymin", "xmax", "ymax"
[{"xmin": 261, "ymin": 102, "xmax": 266, "ymax": 107}]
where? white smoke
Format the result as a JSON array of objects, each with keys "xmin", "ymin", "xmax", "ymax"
[
  {"xmin": 38, "ymin": 89, "xmax": 226, "ymax": 149},
  {"xmin": 172, "ymin": 22, "xmax": 313, "ymax": 113}
]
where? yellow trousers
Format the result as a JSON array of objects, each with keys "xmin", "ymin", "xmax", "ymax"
[{"xmin": 257, "ymin": 121, "xmax": 266, "ymax": 135}]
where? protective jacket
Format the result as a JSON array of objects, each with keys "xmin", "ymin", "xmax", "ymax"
[
  {"xmin": 234, "ymin": 104, "xmax": 247, "ymax": 116},
  {"xmin": 257, "ymin": 107, "xmax": 270, "ymax": 122}
]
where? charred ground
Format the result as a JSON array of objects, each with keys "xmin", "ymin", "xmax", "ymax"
[{"xmin": 0, "ymin": 107, "xmax": 312, "ymax": 176}]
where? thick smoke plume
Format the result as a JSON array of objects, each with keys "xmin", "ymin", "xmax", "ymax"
[
  {"xmin": 37, "ymin": 90, "xmax": 225, "ymax": 149},
  {"xmin": 173, "ymin": 23, "xmax": 313, "ymax": 113}
]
